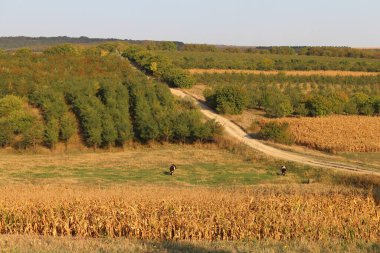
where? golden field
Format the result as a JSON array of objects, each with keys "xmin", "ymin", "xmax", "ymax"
[
  {"xmin": 188, "ymin": 68, "xmax": 380, "ymax": 76},
  {"xmin": 0, "ymin": 185, "xmax": 379, "ymax": 241},
  {"xmin": 269, "ymin": 116, "xmax": 380, "ymax": 153}
]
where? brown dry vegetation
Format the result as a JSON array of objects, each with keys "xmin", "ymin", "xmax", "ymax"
[
  {"xmin": 0, "ymin": 185, "xmax": 379, "ymax": 241},
  {"xmin": 267, "ymin": 116, "xmax": 380, "ymax": 153},
  {"xmin": 188, "ymin": 68, "xmax": 380, "ymax": 76},
  {"xmin": 1, "ymin": 235, "xmax": 379, "ymax": 253}
]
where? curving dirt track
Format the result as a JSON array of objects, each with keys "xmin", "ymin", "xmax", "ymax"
[{"xmin": 170, "ymin": 88, "xmax": 380, "ymax": 175}]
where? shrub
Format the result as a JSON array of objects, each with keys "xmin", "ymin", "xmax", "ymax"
[
  {"xmin": 263, "ymin": 92, "xmax": 293, "ymax": 118},
  {"xmin": 258, "ymin": 121, "xmax": 294, "ymax": 145},
  {"xmin": 206, "ymin": 85, "xmax": 248, "ymax": 114},
  {"xmin": 43, "ymin": 44, "xmax": 80, "ymax": 56},
  {"xmin": 305, "ymin": 95, "xmax": 334, "ymax": 116}
]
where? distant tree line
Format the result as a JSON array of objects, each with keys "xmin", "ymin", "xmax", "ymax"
[
  {"xmin": 179, "ymin": 45, "xmax": 380, "ymax": 59},
  {"xmin": 0, "ymin": 36, "xmax": 185, "ymax": 51},
  {"xmin": 2, "ymin": 37, "xmax": 378, "ymax": 60}
]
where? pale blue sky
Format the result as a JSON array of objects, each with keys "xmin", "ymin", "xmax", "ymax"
[{"xmin": 0, "ymin": 0, "xmax": 379, "ymax": 46}]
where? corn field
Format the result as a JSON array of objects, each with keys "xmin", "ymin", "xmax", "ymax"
[
  {"xmin": 0, "ymin": 185, "xmax": 379, "ymax": 241},
  {"xmin": 270, "ymin": 116, "xmax": 380, "ymax": 152}
]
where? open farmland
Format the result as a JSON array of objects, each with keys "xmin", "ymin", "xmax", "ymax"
[
  {"xmin": 265, "ymin": 116, "xmax": 380, "ymax": 153},
  {"xmin": 1, "ymin": 41, "xmax": 380, "ymax": 252}
]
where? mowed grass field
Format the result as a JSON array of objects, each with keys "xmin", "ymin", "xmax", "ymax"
[{"xmin": 0, "ymin": 143, "xmax": 321, "ymax": 186}]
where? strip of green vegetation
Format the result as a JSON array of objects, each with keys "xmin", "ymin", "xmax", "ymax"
[
  {"xmin": 200, "ymin": 73, "xmax": 379, "ymax": 117},
  {"xmin": 156, "ymin": 50, "xmax": 380, "ymax": 72}
]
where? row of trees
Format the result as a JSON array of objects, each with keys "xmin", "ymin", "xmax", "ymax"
[
  {"xmin": 249, "ymin": 47, "xmax": 380, "ymax": 59},
  {"xmin": 158, "ymin": 51, "xmax": 380, "ymax": 72},
  {"xmin": 195, "ymin": 73, "xmax": 380, "ymax": 97},
  {"xmin": 140, "ymin": 43, "xmax": 379, "ymax": 60},
  {"xmin": 195, "ymin": 72, "xmax": 380, "ymax": 86},
  {"xmin": 205, "ymin": 84, "xmax": 380, "ymax": 117},
  {"xmin": 0, "ymin": 95, "xmax": 44, "ymax": 149},
  {"xmin": 29, "ymin": 89, "xmax": 76, "ymax": 149},
  {"xmin": 123, "ymin": 46, "xmax": 195, "ymax": 88}
]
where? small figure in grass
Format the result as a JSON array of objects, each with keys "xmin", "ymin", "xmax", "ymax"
[
  {"xmin": 169, "ymin": 164, "xmax": 177, "ymax": 175},
  {"xmin": 281, "ymin": 165, "xmax": 287, "ymax": 176}
]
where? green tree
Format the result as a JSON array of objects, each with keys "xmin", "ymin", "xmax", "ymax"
[
  {"xmin": 21, "ymin": 120, "xmax": 44, "ymax": 150},
  {"xmin": 306, "ymin": 95, "xmax": 334, "ymax": 116},
  {"xmin": 0, "ymin": 119, "xmax": 13, "ymax": 147},
  {"xmin": 208, "ymin": 85, "xmax": 248, "ymax": 114},
  {"xmin": 0, "ymin": 95, "xmax": 24, "ymax": 117},
  {"xmin": 43, "ymin": 44, "xmax": 80, "ymax": 56},
  {"xmin": 351, "ymin": 93, "xmax": 374, "ymax": 115},
  {"xmin": 60, "ymin": 112, "xmax": 77, "ymax": 149},
  {"xmin": 263, "ymin": 91, "xmax": 293, "ymax": 118},
  {"xmin": 258, "ymin": 122, "xmax": 294, "ymax": 145},
  {"xmin": 101, "ymin": 112, "xmax": 117, "ymax": 148},
  {"xmin": 44, "ymin": 118, "xmax": 59, "ymax": 149}
]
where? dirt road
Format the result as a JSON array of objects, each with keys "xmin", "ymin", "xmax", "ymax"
[{"xmin": 170, "ymin": 88, "xmax": 379, "ymax": 175}]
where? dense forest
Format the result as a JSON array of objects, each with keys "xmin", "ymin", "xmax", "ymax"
[{"xmin": 0, "ymin": 44, "xmax": 220, "ymax": 150}]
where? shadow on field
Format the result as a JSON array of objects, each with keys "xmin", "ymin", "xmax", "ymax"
[
  {"xmin": 163, "ymin": 171, "xmax": 171, "ymax": 176},
  {"xmin": 146, "ymin": 241, "xmax": 231, "ymax": 253}
]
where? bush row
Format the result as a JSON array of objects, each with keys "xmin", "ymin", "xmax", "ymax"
[
  {"xmin": 157, "ymin": 51, "xmax": 380, "ymax": 72},
  {"xmin": 123, "ymin": 47, "xmax": 195, "ymax": 88},
  {"xmin": 205, "ymin": 84, "xmax": 380, "ymax": 117}
]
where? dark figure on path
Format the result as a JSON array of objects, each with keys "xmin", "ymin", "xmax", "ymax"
[
  {"xmin": 169, "ymin": 164, "xmax": 176, "ymax": 175},
  {"xmin": 281, "ymin": 165, "xmax": 287, "ymax": 176}
]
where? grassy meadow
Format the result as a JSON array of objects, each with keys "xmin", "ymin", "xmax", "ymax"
[{"xmin": 0, "ymin": 143, "xmax": 322, "ymax": 187}]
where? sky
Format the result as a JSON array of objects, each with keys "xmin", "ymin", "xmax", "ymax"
[{"xmin": 0, "ymin": 0, "xmax": 379, "ymax": 47}]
